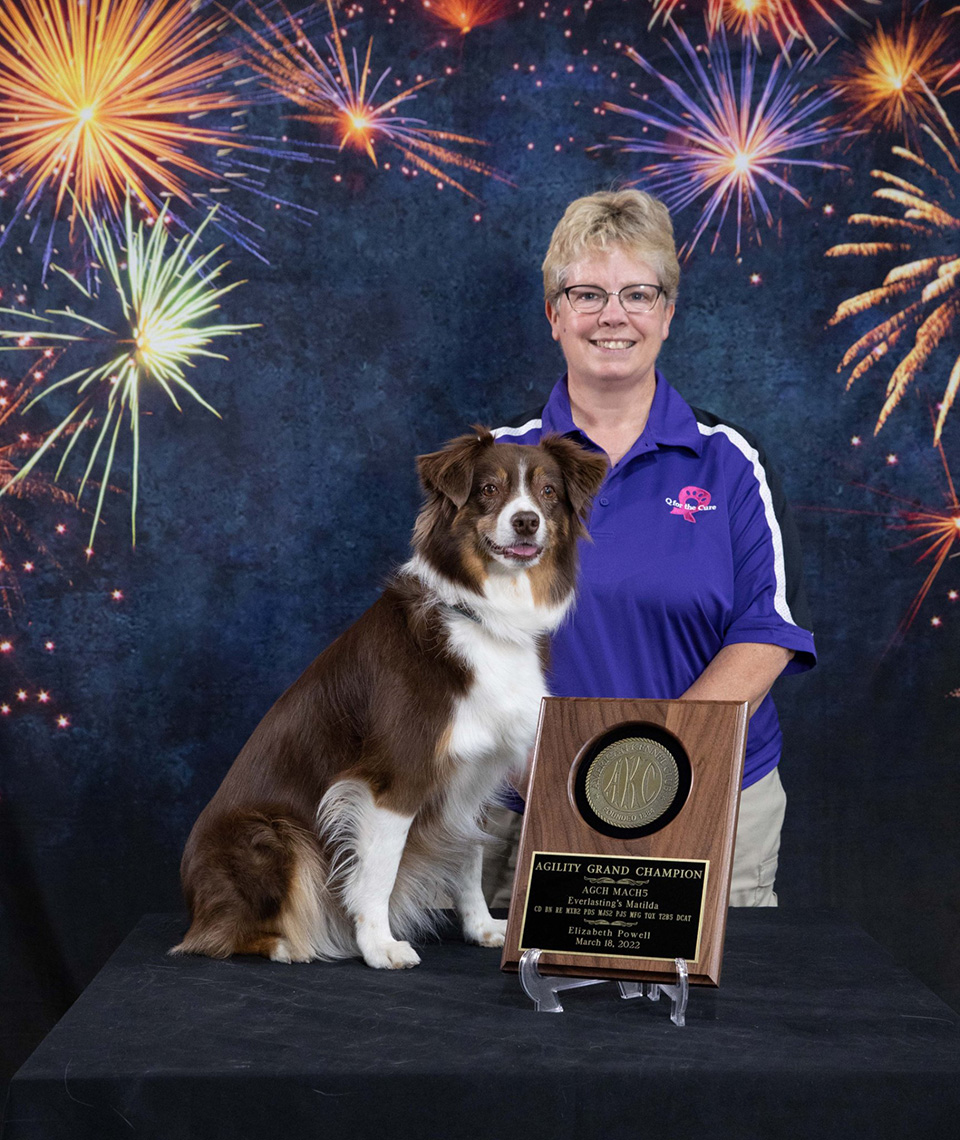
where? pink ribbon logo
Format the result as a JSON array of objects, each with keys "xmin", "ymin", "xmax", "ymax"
[{"xmin": 670, "ymin": 485, "xmax": 711, "ymax": 523}]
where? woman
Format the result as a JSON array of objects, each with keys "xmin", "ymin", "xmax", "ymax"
[{"xmin": 486, "ymin": 189, "xmax": 816, "ymax": 907}]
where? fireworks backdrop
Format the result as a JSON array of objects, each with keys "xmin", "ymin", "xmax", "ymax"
[{"xmin": 1, "ymin": 0, "xmax": 958, "ymax": 1086}]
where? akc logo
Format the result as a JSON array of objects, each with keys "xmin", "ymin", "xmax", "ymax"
[{"xmin": 665, "ymin": 486, "xmax": 717, "ymax": 523}]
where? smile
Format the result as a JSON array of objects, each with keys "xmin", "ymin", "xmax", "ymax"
[{"xmin": 590, "ymin": 339, "xmax": 635, "ymax": 350}]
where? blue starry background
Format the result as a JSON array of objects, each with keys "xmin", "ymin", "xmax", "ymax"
[{"xmin": 1, "ymin": 0, "xmax": 959, "ymax": 1084}]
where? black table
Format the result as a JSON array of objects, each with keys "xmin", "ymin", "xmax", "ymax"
[{"xmin": 3, "ymin": 910, "xmax": 959, "ymax": 1140}]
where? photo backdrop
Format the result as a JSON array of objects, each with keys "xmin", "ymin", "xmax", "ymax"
[{"xmin": 1, "ymin": 0, "xmax": 958, "ymax": 1085}]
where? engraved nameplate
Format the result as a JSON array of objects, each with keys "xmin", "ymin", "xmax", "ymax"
[{"xmin": 518, "ymin": 850, "xmax": 708, "ymax": 964}]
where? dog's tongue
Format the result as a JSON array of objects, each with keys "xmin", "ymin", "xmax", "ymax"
[{"xmin": 505, "ymin": 543, "xmax": 540, "ymax": 559}]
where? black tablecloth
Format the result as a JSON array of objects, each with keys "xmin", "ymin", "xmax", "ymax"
[{"xmin": 3, "ymin": 910, "xmax": 959, "ymax": 1140}]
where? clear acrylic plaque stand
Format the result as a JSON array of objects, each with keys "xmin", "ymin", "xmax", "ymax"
[{"xmin": 518, "ymin": 948, "xmax": 689, "ymax": 1026}]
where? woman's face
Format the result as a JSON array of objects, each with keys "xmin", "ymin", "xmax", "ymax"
[{"xmin": 545, "ymin": 245, "xmax": 675, "ymax": 395}]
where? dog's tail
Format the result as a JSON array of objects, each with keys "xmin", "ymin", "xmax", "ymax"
[{"xmin": 170, "ymin": 808, "xmax": 355, "ymax": 962}]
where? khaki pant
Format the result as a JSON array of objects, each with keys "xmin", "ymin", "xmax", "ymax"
[
  {"xmin": 482, "ymin": 766, "xmax": 787, "ymax": 910},
  {"xmin": 727, "ymin": 766, "xmax": 786, "ymax": 907}
]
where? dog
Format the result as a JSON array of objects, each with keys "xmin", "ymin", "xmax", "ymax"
[{"xmin": 173, "ymin": 429, "xmax": 607, "ymax": 969}]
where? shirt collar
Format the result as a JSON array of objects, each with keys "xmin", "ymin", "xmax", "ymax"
[{"xmin": 541, "ymin": 373, "xmax": 704, "ymax": 462}]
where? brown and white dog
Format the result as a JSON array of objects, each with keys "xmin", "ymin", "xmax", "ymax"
[{"xmin": 173, "ymin": 429, "xmax": 607, "ymax": 969}]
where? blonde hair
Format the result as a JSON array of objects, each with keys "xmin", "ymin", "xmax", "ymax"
[{"xmin": 542, "ymin": 189, "xmax": 680, "ymax": 306}]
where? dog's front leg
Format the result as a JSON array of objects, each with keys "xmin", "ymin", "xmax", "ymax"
[
  {"xmin": 457, "ymin": 842, "xmax": 507, "ymax": 948},
  {"xmin": 341, "ymin": 796, "xmax": 421, "ymax": 970}
]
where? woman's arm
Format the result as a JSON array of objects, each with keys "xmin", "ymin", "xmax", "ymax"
[
  {"xmin": 679, "ymin": 642, "xmax": 794, "ymax": 717},
  {"xmin": 507, "ymin": 643, "xmax": 791, "ymax": 801}
]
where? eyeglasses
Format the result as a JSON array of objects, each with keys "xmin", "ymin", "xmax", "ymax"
[{"xmin": 563, "ymin": 283, "xmax": 664, "ymax": 315}]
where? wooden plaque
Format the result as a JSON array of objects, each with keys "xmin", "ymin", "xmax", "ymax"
[{"xmin": 500, "ymin": 697, "xmax": 748, "ymax": 987}]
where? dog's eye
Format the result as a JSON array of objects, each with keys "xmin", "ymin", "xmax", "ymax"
[
  {"xmin": 480, "ymin": 483, "xmax": 499, "ymax": 497},
  {"xmin": 541, "ymin": 484, "xmax": 556, "ymax": 497}
]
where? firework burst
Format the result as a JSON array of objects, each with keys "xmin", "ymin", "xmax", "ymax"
[
  {"xmin": 826, "ymin": 124, "xmax": 960, "ymax": 446},
  {"xmin": 830, "ymin": 13, "xmax": 957, "ymax": 143},
  {"xmin": 421, "ymin": 0, "xmax": 512, "ymax": 35},
  {"xmin": 598, "ymin": 25, "xmax": 847, "ymax": 256},
  {"xmin": 718, "ymin": 0, "xmax": 791, "ymax": 50},
  {"xmin": 235, "ymin": 0, "xmax": 511, "ymax": 197},
  {"xmin": 819, "ymin": 439, "xmax": 960, "ymax": 654},
  {"xmin": 0, "ymin": 0, "xmax": 309, "ymax": 268},
  {"xmin": 0, "ymin": 199, "xmax": 256, "ymax": 547},
  {"xmin": 0, "ymin": 356, "xmax": 79, "ymax": 615},
  {"xmin": 881, "ymin": 443, "xmax": 960, "ymax": 648},
  {"xmin": 647, "ymin": 0, "xmax": 877, "ymax": 52}
]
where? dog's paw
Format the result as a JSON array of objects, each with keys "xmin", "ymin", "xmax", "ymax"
[
  {"xmin": 362, "ymin": 939, "xmax": 422, "ymax": 970},
  {"xmin": 268, "ymin": 939, "xmax": 303, "ymax": 964},
  {"xmin": 463, "ymin": 915, "xmax": 507, "ymax": 948},
  {"xmin": 270, "ymin": 940, "xmax": 293, "ymax": 964},
  {"xmin": 269, "ymin": 938, "xmax": 316, "ymax": 964}
]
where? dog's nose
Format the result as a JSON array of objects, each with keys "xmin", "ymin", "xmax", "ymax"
[{"xmin": 511, "ymin": 511, "xmax": 540, "ymax": 537}]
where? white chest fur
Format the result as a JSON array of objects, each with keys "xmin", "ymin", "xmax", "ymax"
[
  {"xmin": 445, "ymin": 615, "xmax": 547, "ymax": 776},
  {"xmin": 400, "ymin": 556, "xmax": 570, "ymax": 819}
]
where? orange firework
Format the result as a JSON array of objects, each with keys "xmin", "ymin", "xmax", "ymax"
[
  {"xmin": 719, "ymin": 0, "xmax": 784, "ymax": 47},
  {"xmin": 0, "ymin": 0, "xmax": 243, "ymax": 235},
  {"xmin": 826, "ymin": 122, "xmax": 960, "ymax": 446},
  {"xmin": 858, "ymin": 441, "xmax": 960, "ymax": 651},
  {"xmin": 236, "ymin": 0, "xmax": 511, "ymax": 197},
  {"xmin": 808, "ymin": 436, "xmax": 960, "ymax": 655},
  {"xmin": 831, "ymin": 14, "xmax": 956, "ymax": 142},
  {"xmin": 421, "ymin": 0, "xmax": 511, "ymax": 35},
  {"xmin": 648, "ymin": 0, "xmax": 877, "ymax": 52}
]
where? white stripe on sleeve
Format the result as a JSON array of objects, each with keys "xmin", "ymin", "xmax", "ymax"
[
  {"xmin": 491, "ymin": 418, "xmax": 542, "ymax": 439},
  {"xmin": 697, "ymin": 422, "xmax": 796, "ymax": 627}
]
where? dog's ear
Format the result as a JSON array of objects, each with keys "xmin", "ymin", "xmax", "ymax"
[
  {"xmin": 538, "ymin": 434, "xmax": 609, "ymax": 520},
  {"xmin": 417, "ymin": 428, "xmax": 496, "ymax": 508}
]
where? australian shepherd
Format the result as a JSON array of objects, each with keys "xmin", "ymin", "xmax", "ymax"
[{"xmin": 173, "ymin": 429, "xmax": 607, "ymax": 969}]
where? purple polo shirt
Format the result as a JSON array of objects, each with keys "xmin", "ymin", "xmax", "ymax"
[{"xmin": 494, "ymin": 374, "xmax": 816, "ymax": 791}]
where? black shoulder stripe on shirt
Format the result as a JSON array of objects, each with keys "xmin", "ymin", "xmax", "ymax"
[{"xmin": 496, "ymin": 404, "xmax": 546, "ymax": 430}]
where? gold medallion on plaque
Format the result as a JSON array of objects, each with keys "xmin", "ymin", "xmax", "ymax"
[{"xmin": 584, "ymin": 736, "xmax": 680, "ymax": 830}]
